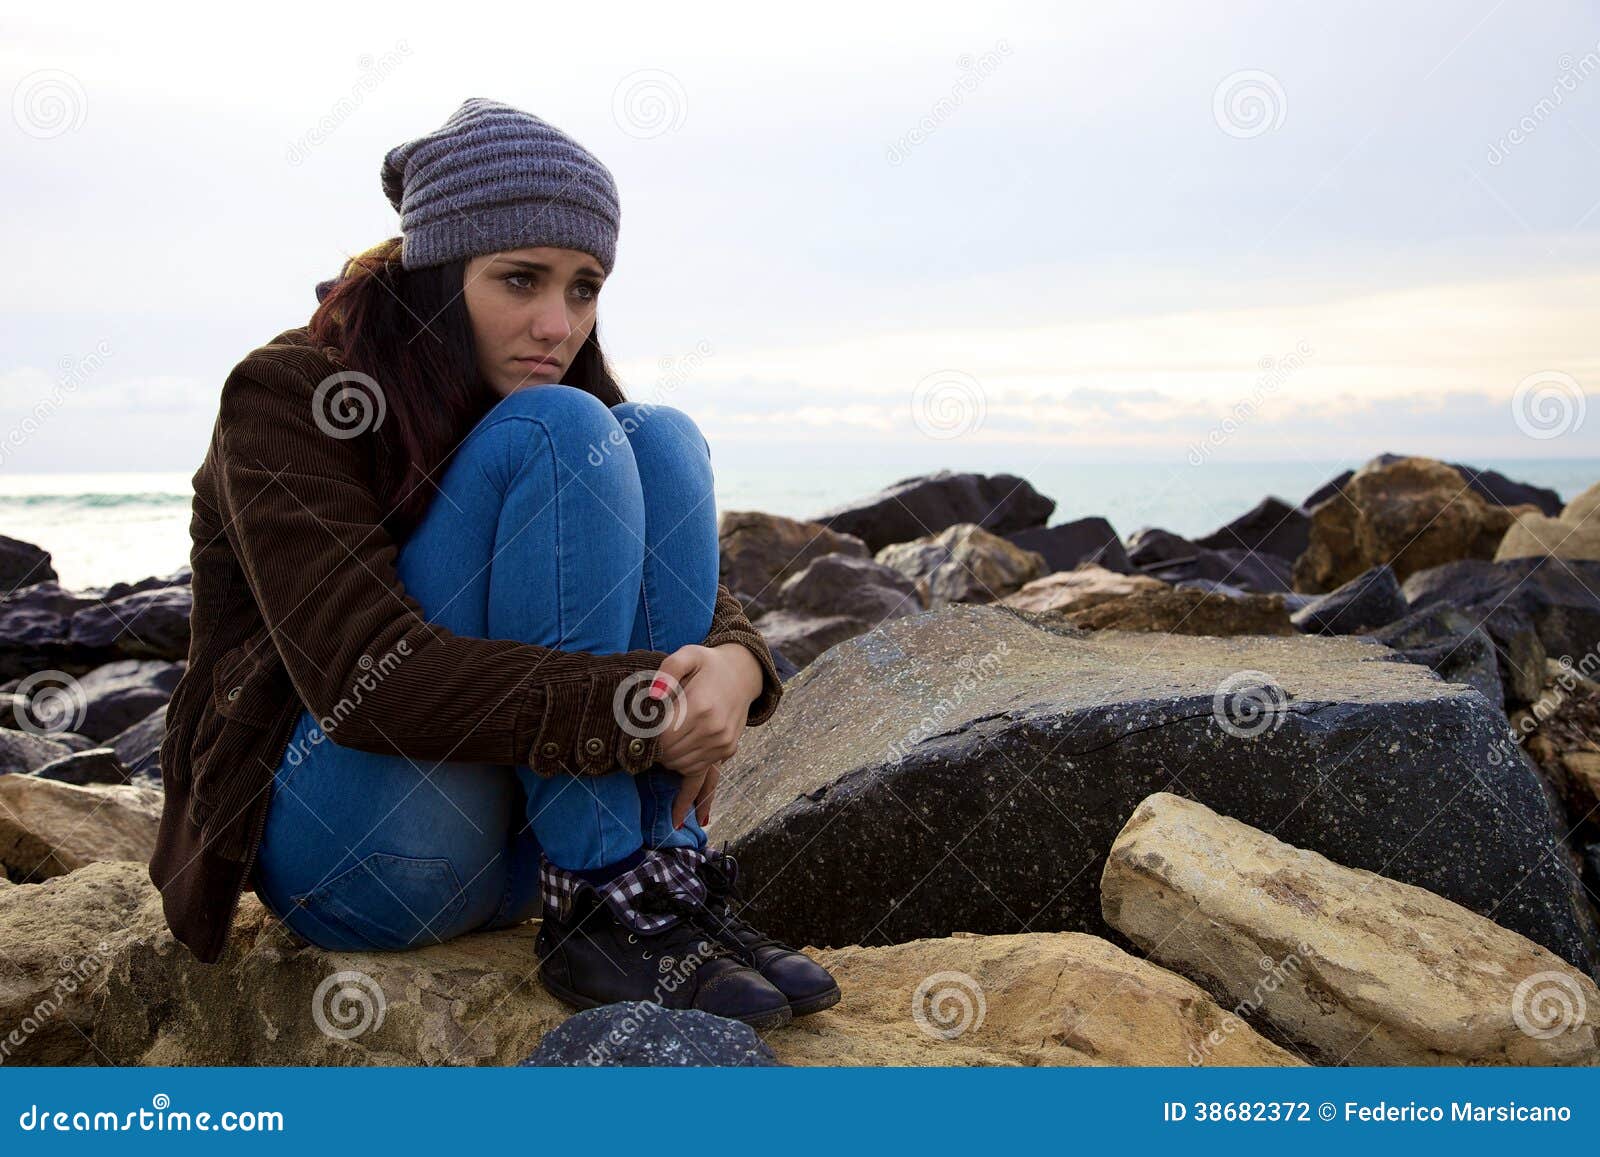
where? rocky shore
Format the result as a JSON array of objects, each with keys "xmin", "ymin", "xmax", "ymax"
[{"xmin": 2, "ymin": 451, "xmax": 1599, "ymax": 1066}]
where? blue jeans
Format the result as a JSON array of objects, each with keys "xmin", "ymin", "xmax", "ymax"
[{"xmin": 253, "ymin": 386, "xmax": 717, "ymax": 952}]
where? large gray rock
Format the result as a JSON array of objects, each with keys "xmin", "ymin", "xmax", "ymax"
[
  {"xmin": 809, "ymin": 470, "xmax": 1054, "ymax": 553},
  {"xmin": 105, "ymin": 704, "xmax": 166, "ymax": 782},
  {"xmin": 776, "ymin": 553, "xmax": 922, "ymax": 622},
  {"xmin": 1194, "ymin": 496, "xmax": 1311, "ymax": 563},
  {"xmin": 1005, "ymin": 517, "xmax": 1133, "ymax": 575},
  {"xmin": 57, "ymin": 659, "xmax": 183, "ymax": 742},
  {"xmin": 1403, "ymin": 557, "xmax": 1600, "ymax": 671},
  {"xmin": 0, "ymin": 726, "xmax": 73, "ymax": 776},
  {"xmin": 68, "ymin": 584, "xmax": 192, "ymax": 660},
  {"xmin": 709, "ymin": 604, "xmax": 1595, "ymax": 975}
]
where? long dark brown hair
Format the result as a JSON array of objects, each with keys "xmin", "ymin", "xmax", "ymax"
[{"xmin": 306, "ymin": 235, "xmax": 628, "ymax": 540}]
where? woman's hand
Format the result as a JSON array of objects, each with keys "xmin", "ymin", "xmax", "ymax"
[{"xmin": 651, "ymin": 643, "xmax": 763, "ymax": 827}]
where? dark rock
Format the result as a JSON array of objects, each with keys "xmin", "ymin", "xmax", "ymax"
[
  {"xmin": 1125, "ymin": 527, "xmax": 1197, "ymax": 568},
  {"xmin": 93, "ymin": 568, "xmax": 193, "ymax": 602},
  {"xmin": 106, "ymin": 704, "xmax": 166, "ymax": 782},
  {"xmin": 776, "ymin": 553, "xmax": 921, "ymax": 621},
  {"xmin": 809, "ymin": 470, "xmax": 1054, "ymax": 553},
  {"xmin": 1139, "ymin": 547, "xmax": 1294, "ymax": 594},
  {"xmin": 1194, "ymin": 496, "xmax": 1311, "ymax": 563},
  {"xmin": 1005, "ymin": 518, "xmax": 1133, "ymax": 574},
  {"xmin": 1403, "ymin": 558, "xmax": 1599, "ymax": 702},
  {"xmin": 750, "ymin": 610, "xmax": 878, "ymax": 670},
  {"xmin": 1367, "ymin": 603, "xmax": 1504, "ymax": 712},
  {"xmin": 1290, "ymin": 564, "xmax": 1409, "ymax": 635},
  {"xmin": 29, "ymin": 747, "xmax": 130, "ymax": 786},
  {"xmin": 51, "ymin": 660, "xmax": 184, "ymax": 742},
  {"xmin": 0, "ymin": 727, "xmax": 73, "ymax": 776},
  {"xmin": 0, "ymin": 582, "xmax": 100, "ymax": 648},
  {"xmin": 0, "ymin": 536, "xmax": 55, "ymax": 597},
  {"xmin": 519, "ymin": 1003, "xmax": 781, "ymax": 1066},
  {"xmin": 712, "ymin": 604, "xmax": 1596, "ymax": 976},
  {"xmin": 68, "ymin": 585, "xmax": 192, "ymax": 660}
]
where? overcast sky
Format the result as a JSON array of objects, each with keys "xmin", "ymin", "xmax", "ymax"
[{"xmin": 2, "ymin": 0, "xmax": 1597, "ymax": 480}]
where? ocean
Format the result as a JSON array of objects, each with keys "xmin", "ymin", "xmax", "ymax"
[{"xmin": 3, "ymin": 458, "xmax": 1596, "ymax": 592}]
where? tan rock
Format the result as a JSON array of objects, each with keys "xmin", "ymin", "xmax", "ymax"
[
  {"xmin": 0, "ymin": 775, "xmax": 161, "ymax": 882},
  {"xmin": 1001, "ymin": 564, "xmax": 1167, "ymax": 614},
  {"xmin": 1563, "ymin": 481, "xmax": 1600, "ymax": 527},
  {"xmin": 0, "ymin": 861, "xmax": 154, "ymax": 1064},
  {"xmin": 783, "ymin": 931, "xmax": 1302, "ymax": 1066},
  {"xmin": 94, "ymin": 890, "xmax": 1297, "ymax": 1066},
  {"xmin": 1101, "ymin": 792, "xmax": 1600, "ymax": 1065},
  {"xmin": 876, "ymin": 523, "xmax": 1046, "ymax": 608},
  {"xmin": 1293, "ymin": 456, "xmax": 1524, "ymax": 593},
  {"xmin": 718, "ymin": 511, "xmax": 869, "ymax": 614},
  {"xmin": 1495, "ymin": 486, "xmax": 1600, "ymax": 563}
]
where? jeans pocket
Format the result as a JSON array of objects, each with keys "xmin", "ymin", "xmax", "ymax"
[{"xmin": 290, "ymin": 851, "xmax": 469, "ymax": 951}]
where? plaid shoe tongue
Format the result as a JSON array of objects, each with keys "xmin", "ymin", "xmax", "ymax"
[{"xmin": 540, "ymin": 845, "xmax": 710, "ymax": 936}]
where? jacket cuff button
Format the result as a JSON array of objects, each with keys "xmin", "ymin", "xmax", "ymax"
[
  {"xmin": 583, "ymin": 736, "xmax": 605, "ymax": 756},
  {"xmin": 540, "ymin": 741, "xmax": 560, "ymax": 759},
  {"xmin": 626, "ymin": 737, "xmax": 645, "ymax": 756},
  {"xmin": 226, "ymin": 685, "xmax": 242, "ymax": 701}
]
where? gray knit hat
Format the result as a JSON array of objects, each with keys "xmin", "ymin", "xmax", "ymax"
[{"xmin": 381, "ymin": 97, "xmax": 620, "ymax": 273}]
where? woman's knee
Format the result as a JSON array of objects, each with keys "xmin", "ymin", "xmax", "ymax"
[
  {"xmin": 470, "ymin": 384, "xmax": 636, "ymax": 475},
  {"xmin": 610, "ymin": 401, "xmax": 711, "ymax": 460}
]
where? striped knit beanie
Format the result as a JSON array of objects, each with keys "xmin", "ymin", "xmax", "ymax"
[{"xmin": 379, "ymin": 97, "xmax": 620, "ymax": 273}]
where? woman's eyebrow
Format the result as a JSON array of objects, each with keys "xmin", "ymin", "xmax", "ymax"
[{"xmin": 496, "ymin": 257, "xmax": 606, "ymax": 279}]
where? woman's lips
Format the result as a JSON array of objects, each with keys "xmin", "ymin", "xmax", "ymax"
[{"xmin": 514, "ymin": 358, "xmax": 561, "ymax": 374}]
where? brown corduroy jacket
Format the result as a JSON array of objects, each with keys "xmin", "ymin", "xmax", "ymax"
[{"xmin": 149, "ymin": 325, "xmax": 783, "ymax": 965}]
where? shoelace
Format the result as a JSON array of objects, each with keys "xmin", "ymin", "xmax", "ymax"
[
  {"xmin": 633, "ymin": 882, "xmax": 739, "ymax": 962},
  {"xmin": 695, "ymin": 855, "xmax": 788, "ymax": 959}
]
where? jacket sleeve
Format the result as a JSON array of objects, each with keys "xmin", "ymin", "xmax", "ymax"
[
  {"xmin": 212, "ymin": 361, "xmax": 676, "ymax": 778},
  {"xmin": 702, "ymin": 583, "xmax": 783, "ymax": 726}
]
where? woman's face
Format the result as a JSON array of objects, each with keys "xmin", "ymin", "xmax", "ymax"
[{"xmin": 462, "ymin": 246, "xmax": 606, "ymax": 397}]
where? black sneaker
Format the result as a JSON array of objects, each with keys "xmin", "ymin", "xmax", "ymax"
[
  {"xmin": 535, "ymin": 867, "xmax": 793, "ymax": 1032},
  {"xmin": 695, "ymin": 848, "xmax": 841, "ymax": 1016}
]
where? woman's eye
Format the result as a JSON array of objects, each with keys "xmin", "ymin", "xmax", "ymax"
[
  {"xmin": 573, "ymin": 281, "xmax": 601, "ymax": 302},
  {"xmin": 506, "ymin": 274, "xmax": 533, "ymax": 291}
]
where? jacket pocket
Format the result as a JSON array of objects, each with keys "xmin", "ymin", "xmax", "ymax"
[{"xmin": 212, "ymin": 640, "xmax": 291, "ymax": 728}]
